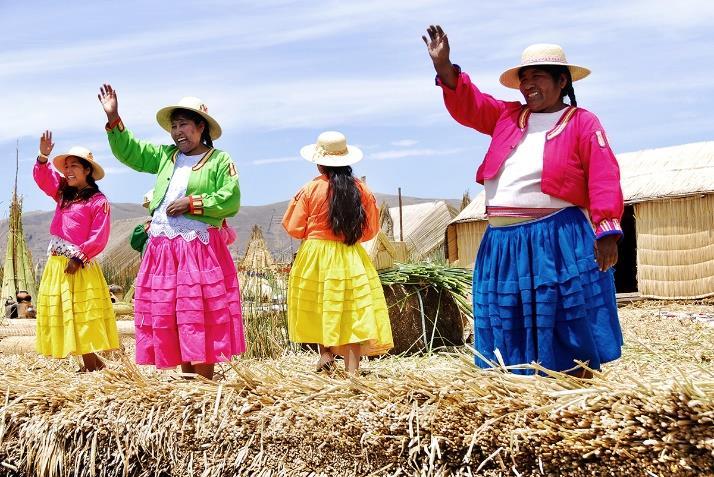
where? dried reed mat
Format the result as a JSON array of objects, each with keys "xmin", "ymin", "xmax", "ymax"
[{"xmin": 0, "ymin": 306, "xmax": 711, "ymax": 476}]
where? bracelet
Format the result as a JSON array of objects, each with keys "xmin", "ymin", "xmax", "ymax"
[
  {"xmin": 38, "ymin": 151, "xmax": 48, "ymax": 159},
  {"xmin": 105, "ymin": 116, "xmax": 123, "ymax": 132}
]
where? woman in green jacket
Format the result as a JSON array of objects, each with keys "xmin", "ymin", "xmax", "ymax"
[{"xmin": 99, "ymin": 84, "xmax": 245, "ymax": 379}]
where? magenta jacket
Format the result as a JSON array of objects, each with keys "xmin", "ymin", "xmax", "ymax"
[
  {"xmin": 33, "ymin": 161, "xmax": 111, "ymax": 263},
  {"xmin": 439, "ymin": 69, "xmax": 624, "ymax": 238}
]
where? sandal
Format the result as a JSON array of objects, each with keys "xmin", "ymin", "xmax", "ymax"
[{"xmin": 315, "ymin": 353, "xmax": 336, "ymax": 373}]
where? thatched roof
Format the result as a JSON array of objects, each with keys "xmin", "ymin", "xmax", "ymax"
[
  {"xmin": 241, "ymin": 225, "xmax": 275, "ymax": 271},
  {"xmin": 389, "ymin": 201, "xmax": 457, "ymax": 258},
  {"xmin": 1, "ymin": 193, "xmax": 37, "ymax": 302},
  {"xmin": 450, "ymin": 141, "xmax": 714, "ymax": 225},
  {"xmin": 619, "ymin": 141, "xmax": 714, "ymax": 203}
]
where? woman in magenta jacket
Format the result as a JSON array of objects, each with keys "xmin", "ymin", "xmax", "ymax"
[{"xmin": 424, "ymin": 25, "xmax": 624, "ymax": 376}]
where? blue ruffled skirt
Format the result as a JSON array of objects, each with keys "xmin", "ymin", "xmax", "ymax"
[{"xmin": 473, "ymin": 207, "xmax": 623, "ymax": 373}]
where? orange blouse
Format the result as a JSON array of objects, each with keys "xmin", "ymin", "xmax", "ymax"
[{"xmin": 282, "ymin": 175, "xmax": 379, "ymax": 243}]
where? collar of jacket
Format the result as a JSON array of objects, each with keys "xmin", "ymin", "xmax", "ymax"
[
  {"xmin": 517, "ymin": 106, "xmax": 578, "ymax": 140},
  {"xmin": 170, "ymin": 148, "xmax": 217, "ymax": 171}
]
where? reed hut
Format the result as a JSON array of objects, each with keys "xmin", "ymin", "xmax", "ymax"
[
  {"xmin": 445, "ymin": 141, "xmax": 714, "ymax": 299},
  {"xmin": 1, "ymin": 165, "xmax": 37, "ymax": 304},
  {"xmin": 240, "ymin": 225, "xmax": 275, "ymax": 272},
  {"xmin": 389, "ymin": 201, "xmax": 457, "ymax": 260}
]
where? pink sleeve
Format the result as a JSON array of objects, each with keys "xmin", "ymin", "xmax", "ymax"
[
  {"xmin": 220, "ymin": 220, "xmax": 237, "ymax": 245},
  {"xmin": 33, "ymin": 160, "xmax": 63, "ymax": 202},
  {"xmin": 76, "ymin": 196, "xmax": 112, "ymax": 263},
  {"xmin": 578, "ymin": 115, "xmax": 624, "ymax": 239},
  {"xmin": 282, "ymin": 187, "xmax": 309, "ymax": 240},
  {"xmin": 438, "ymin": 69, "xmax": 509, "ymax": 136}
]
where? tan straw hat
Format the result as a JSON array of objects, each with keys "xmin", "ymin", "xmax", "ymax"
[
  {"xmin": 300, "ymin": 131, "xmax": 363, "ymax": 167},
  {"xmin": 499, "ymin": 43, "xmax": 591, "ymax": 89},
  {"xmin": 156, "ymin": 97, "xmax": 222, "ymax": 140},
  {"xmin": 52, "ymin": 146, "xmax": 106, "ymax": 181}
]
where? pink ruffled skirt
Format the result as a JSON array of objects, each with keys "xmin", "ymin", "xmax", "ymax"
[{"xmin": 134, "ymin": 228, "xmax": 246, "ymax": 368}]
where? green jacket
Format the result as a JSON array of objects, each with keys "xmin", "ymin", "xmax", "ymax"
[{"xmin": 107, "ymin": 120, "xmax": 240, "ymax": 226}]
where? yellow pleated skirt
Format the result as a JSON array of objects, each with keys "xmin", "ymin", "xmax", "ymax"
[
  {"xmin": 287, "ymin": 239, "xmax": 393, "ymax": 356},
  {"xmin": 36, "ymin": 256, "xmax": 120, "ymax": 358}
]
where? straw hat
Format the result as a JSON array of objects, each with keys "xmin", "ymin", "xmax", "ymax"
[
  {"xmin": 499, "ymin": 43, "xmax": 591, "ymax": 89},
  {"xmin": 156, "ymin": 97, "xmax": 222, "ymax": 140},
  {"xmin": 52, "ymin": 146, "xmax": 105, "ymax": 181},
  {"xmin": 299, "ymin": 131, "xmax": 363, "ymax": 167}
]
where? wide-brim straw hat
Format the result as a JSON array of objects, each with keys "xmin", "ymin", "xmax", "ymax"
[
  {"xmin": 156, "ymin": 97, "xmax": 222, "ymax": 140},
  {"xmin": 52, "ymin": 146, "xmax": 105, "ymax": 181},
  {"xmin": 499, "ymin": 43, "xmax": 591, "ymax": 89},
  {"xmin": 299, "ymin": 131, "xmax": 363, "ymax": 167}
]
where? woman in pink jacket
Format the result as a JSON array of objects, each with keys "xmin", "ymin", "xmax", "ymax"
[
  {"xmin": 33, "ymin": 130, "xmax": 119, "ymax": 371},
  {"xmin": 423, "ymin": 26, "xmax": 624, "ymax": 376}
]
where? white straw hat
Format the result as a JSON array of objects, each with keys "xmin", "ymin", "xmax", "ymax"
[
  {"xmin": 499, "ymin": 43, "xmax": 591, "ymax": 89},
  {"xmin": 299, "ymin": 131, "xmax": 363, "ymax": 167},
  {"xmin": 156, "ymin": 97, "xmax": 222, "ymax": 140},
  {"xmin": 52, "ymin": 146, "xmax": 105, "ymax": 181}
]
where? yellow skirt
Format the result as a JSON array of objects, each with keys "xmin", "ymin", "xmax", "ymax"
[
  {"xmin": 287, "ymin": 239, "xmax": 393, "ymax": 356},
  {"xmin": 36, "ymin": 256, "xmax": 119, "ymax": 358}
]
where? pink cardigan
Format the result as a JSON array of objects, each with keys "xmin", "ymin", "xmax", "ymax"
[
  {"xmin": 33, "ymin": 161, "xmax": 111, "ymax": 263},
  {"xmin": 439, "ymin": 69, "xmax": 624, "ymax": 238}
]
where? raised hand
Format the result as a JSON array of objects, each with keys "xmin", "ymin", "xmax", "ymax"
[
  {"xmin": 422, "ymin": 25, "xmax": 456, "ymax": 89},
  {"xmin": 98, "ymin": 84, "xmax": 120, "ymax": 123},
  {"xmin": 39, "ymin": 130, "xmax": 54, "ymax": 161},
  {"xmin": 422, "ymin": 25, "xmax": 451, "ymax": 67}
]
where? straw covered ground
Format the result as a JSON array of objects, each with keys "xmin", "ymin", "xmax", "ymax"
[{"xmin": 0, "ymin": 302, "xmax": 712, "ymax": 476}]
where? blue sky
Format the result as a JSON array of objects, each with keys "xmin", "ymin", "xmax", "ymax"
[{"xmin": 1, "ymin": 0, "xmax": 712, "ymax": 214}]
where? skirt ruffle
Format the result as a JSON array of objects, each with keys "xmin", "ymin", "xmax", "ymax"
[
  {"xmin": 473, "ymin": 207, "xmax": 623, "ymax": 373},
  {"xmin": 288, "ymin": 239, "xmax": 393, "ymax": 356},
  {"xmin": 36, "ymin": 256, "xmax": 119, "ymax": 358},
  {"xmin": 134, "ymin": 228, "xmax": 245, "ymax": 368}
]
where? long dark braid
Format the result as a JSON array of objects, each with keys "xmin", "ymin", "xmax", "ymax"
[
  {"xmin": 323, "ymin": 165, "xmax": 366, "ymax": 245},
  {"xmin": 58, "ymin": 159, "xmax": 100, "ymax": 208}
]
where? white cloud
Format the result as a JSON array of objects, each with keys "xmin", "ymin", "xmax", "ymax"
[
  {"xmin": 252, "ymin": 156, "xmax": 302, "ymax": 165},
  {"xmin": 370, "ymin": 147, "xmax": 464, "ymax": 161},
  {"xmin": 391, "ymin": 139, "xmax": 419, "ymax": 147}
]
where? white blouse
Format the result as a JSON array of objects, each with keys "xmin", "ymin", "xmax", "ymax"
[
  {"xmin": 485, "ymin": 109, "xmax": 576, "ymax": 209},
  {"xmin": 150, "ymin": 152, "xmax": 211, "ymax": 244}
]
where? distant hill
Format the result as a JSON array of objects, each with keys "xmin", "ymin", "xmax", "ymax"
[{"xmin": 0, "ymin": 193, "xmax": 461, "ymax": 268}]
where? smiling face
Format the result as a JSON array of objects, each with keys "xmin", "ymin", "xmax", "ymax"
[
  {"xmin": 518, "ymin": 66, "xmax": 568, "ymax": 113},
  {"xmin": 170, "ymin": 110, "xmax": 207, "ymax": 155},
  {"xmin": 63, "ymin": 156, "xmax": 91, "ymax": 189}
]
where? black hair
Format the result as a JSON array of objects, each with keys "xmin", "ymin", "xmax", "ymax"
[
  {"xmin": 322, "ymin": 165, "xmax": 366, "ymax": 245},
  {"xmin": 170, "ymin": 108, "xmax": 213, "ymax": 148},
  {"xmin": 518, "ymin": 64, "xmax": 577, "ymax": 107},
  {"xmin": 58, "ymin": 157, "xmax": 100, "ymax": 208}
]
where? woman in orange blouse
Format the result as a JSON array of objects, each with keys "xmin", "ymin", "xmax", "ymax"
[{"xmin": 283, "ymin": 131, "xmax": 393, "ymax": 374}]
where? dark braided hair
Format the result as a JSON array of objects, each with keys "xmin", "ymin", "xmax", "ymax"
[
  {"xmin": 519, "ymin": 65, "xmax": 577, "ymax": 106},
  {"xmin": 170, "ymin": 108, "xmax": 213, "ymax": 148},
  {"xmin": 58, "ymin": 158, "xmax": 100, "ymax": 208},
  {"xmin": 322, "ymin": 165, "xmax": 366, "ymax": 245}
]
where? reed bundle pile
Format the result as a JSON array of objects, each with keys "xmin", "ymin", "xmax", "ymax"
[{"xmin": 0, "ymin": 305, "xmax": 710, "ymax": 476}]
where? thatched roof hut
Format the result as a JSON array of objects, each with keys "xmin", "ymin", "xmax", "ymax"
[
  {"xmin": 389, "ymin": 201, "xmax": 457, "ymax": 260},
  {"xmin": 445, "ymin": 141, "xmax": 714, "ymax": 299},
  {"xmin": 1, "ymin": 156, "xmax": 37, "ymax": 304},
  {"xmin": 240, "ymin": 225, "xmax": 275, "ymax": 271}
]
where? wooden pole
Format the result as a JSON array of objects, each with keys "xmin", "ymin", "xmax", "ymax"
[{"xmin": 398, "ymin": 187, "xmax": 404, "ymax": 242}]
